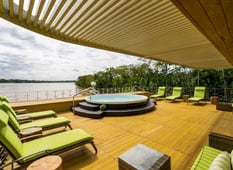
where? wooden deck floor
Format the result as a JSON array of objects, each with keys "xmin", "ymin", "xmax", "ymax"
[{"xmin": 13, "ymin": 100, "xmax": 233, "ymax": 170}]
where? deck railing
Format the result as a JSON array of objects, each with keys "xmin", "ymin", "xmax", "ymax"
[{"xmin": 2, "ymin": 87, "xmax": 233, "ymax": 103}]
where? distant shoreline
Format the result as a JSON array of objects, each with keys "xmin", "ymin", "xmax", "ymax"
[{"xmin": 0, "ymin": 79, "xmax": 75, "ymax": 83}]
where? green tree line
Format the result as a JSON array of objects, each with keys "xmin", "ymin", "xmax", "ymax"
[{"xmin": 75, "ymin": 61, "xmax": 233, "ymax": 89}]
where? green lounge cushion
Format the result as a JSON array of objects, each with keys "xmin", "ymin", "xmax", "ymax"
[
  {"xmin": 19, "ymin": 117, "xmax": 70, "ymax": 129},
  {"xmin": 0, "ymin": 113, "xmax": 94, "ymax": 163},
  {"xmin": 22, "ymin": 129, "xmax": 93, "ymax": 162},
  {"xmin": 191, "ymin": 146, "xmax": 222, "ymax": 170},
  {"xmin": 0, "ymin": 104, "xmax": 70, "ymax": 131},
  {"xmin": 0, "ymin": 110, "xmax": 24, "ymax": 158},
  {"xmin": 188, "ymin": 97, "xmax": 204, "ymax": 102},
  {"xmin": 166, "ymin": 96, "xmax": 180, "ymax": 100},
  {"xmin": 0, "ymin": 110, "xmax": 8, "ymax": 128},
  {"xmin": 19, "ymin": 110, "xmax": 56, "ymax": 119},
  {"xmin": 166, "ymin": 87, "xmax": 182, "ymax": 101},
  {"xmin": 150, "ymin": 87, "xmax": 165, "ymax": 98},
  {"xmin": 0, "ymin": 96, "xmax": 10, "ymax": 103},
  {"xmin": 1, "ymin": 102, "xmax": 56, "ymax": 119},
  {"xmin": 209, "ymin": 151, "xmax": 231, "ymax": 170},
  {"xmin": 188, "ymin": 87, "xmax": 205, "ymax": 102}
]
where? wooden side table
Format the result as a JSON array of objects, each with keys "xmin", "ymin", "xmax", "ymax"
[
  {"xmin": 211, "ymin": 96, "xmax": 218, "ymax": 105},
  {"xmin": 27, "ymin": 155, "xmax": 62, "ymax": 170},
  {"xmin": 183, "ymin": 95, "xmax": 190, "ymax": 102}
]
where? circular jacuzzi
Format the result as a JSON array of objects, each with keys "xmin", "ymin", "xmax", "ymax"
[
  {"xmin": 73, "ymin": 93, "xmax": 155, "ymax": 118},
  {"xmin": 85, "ymin": 93, "xmax": 148, "ymax": 105}
]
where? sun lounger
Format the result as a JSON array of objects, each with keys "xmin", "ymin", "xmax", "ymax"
[
  {"xmin": 0, "ymin": 102, "xmax": 72, "ymax": 133},
  {"xmin": 0, "ymin": 101, "xmax": 56, "ymax": 122},
  {"xmin": 188, "ymin": 86, "xmax": 206, "ymax": 104},
  {"xmin": 165, "ymin": 87, "xmax": 182, "ymax": 102},
  {"xmin": 0, "ymin": 110, "xmax": 97, "ymax": 169},
  {"xmin": 150, "ymin": 86, "xmax": 166, "ymax": 99}
]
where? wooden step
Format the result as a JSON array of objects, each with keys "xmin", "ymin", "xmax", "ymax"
[
  {"xmin": 103, "ymin": 101, "xmax": 155, "ymax": 116},
  {"xmin": 73, "ymin": 107, "xmax": 103, "ymax": 119},
  {"xmin": 78, "ymin": 102, "xmax": 100, "ymax": 111}
]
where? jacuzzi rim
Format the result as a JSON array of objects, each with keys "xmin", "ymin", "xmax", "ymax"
[{"xmin": 85, "ymin": 94, "xmax": 148, "ymax": 105}]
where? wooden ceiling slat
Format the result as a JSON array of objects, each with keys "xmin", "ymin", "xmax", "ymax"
[
  {"xmin": 26, "ymin": 0, "xmax": 34, "ymax": 25},
  {"xmin": 96, "ymin": 5, "xmax": 180, "ymax": 43},
  {"xmin": 89, "ymin": 0, "xmax": 168, "ymax": 42},
  {"xmin": 32, "ymin": 0, "xmax": 45, "ymax": 27},
  {"xmin": 200, "ymin": 0, "xmax": 232, "ymax": 43},
  {"xmin": 107, "ymin": 16, "xmax": 191, "ymax": 45},
  {"xmin": 78, "ymin": 0, "xmax": 136, "ymax": 40},
  {"xmin": 18, "ymin": 0, "xmax": 24, "ymax": 21},
  {"xmin": 68, "ymin": 0, "xmax": 110, "ymax": 37},
  {"xmin": 57, "ymin": 0, "xmax": 88, "ymax": 34},
  {"xmin": 9, "ymin": 0, "xmax": 14, "ymax": 17},
  {"xmin": 64, "ymin": 0, "xmax": 101, "ymax": 35},
  {"xmin": 221, "ymin": 0, "xmax": 233, "ymax": 38},
  {"xmin": 71, "ymin": 0, "xmax": 120, "ymax": 38},
  {"xmin": 0, "ymin": 0, "xmax": 4, "ymax": 13},
  {"xmin": 45, "ymin": 0, "xmax": 66, "ymax": 32},
  {"xmin": 171, "ymin": 0, "xmax": 233, "ymax": 65},
  {"xmin": 82, "ymin": 0, "xmax": 146, "ymax": 40},
  {"xmin": 39, "ymin": 0, "xmax": 56, "ymax": 30},
  {"xmin": 79, "ymin": 1, "xmax": 145, "ymax": 42},
  {"xmin": 51, "ymin": 0, "xmax": 77, "ymax": 32},
  {"xmin": 200, "ymin": 0, "xmax": 233, "ymax": 64}
]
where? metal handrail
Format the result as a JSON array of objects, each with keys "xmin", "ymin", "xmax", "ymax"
[{"xmin": 72, "ymin": 87, "xmax": 99, "ymax": 107}]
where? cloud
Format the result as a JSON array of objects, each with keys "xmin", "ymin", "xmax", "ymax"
[{"xmin": 0, "ymin": 19, "xmax": 143, "ymax": 80}]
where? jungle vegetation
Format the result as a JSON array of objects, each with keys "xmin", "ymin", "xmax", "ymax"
[{"xmin": 75, "ymin": 61, "xmax": 233, "ymax": 89}]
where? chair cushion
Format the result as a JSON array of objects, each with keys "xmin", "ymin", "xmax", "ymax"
[
  {"xmin": 19, "ymin": 117, "xmax": 70, "ymax": 129},
  {"xmin": 0, "ymin": 110, "xmax": 8, "ymax": 127},
  {"xmin": 209, "ymin": 151, "xmax": 231, "ymax": 170},
  {"xmin": 19, "ymin": 110, "xmax": 56, "ymax": 119},
  {"xmin": 22, "ymin": 129, "xmax": 93, "ymax": 162},
  {"xmin": 191, "ymin": 146, "xmax": 222, "ymax": 170}
]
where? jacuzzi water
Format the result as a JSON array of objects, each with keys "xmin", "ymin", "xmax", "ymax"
[{"xmin": 85, "ymin": 94, "xmax": 148, "ymax": 105}]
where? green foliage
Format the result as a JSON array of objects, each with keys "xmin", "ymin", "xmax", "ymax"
[{"xmin": 75, "ymin": 61, "xmax": 233, "ymax": 89}]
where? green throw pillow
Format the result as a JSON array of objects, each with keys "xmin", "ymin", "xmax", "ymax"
[{"xmin": 209, "ymin": 151, "xmax": 231, "ymax": 170}]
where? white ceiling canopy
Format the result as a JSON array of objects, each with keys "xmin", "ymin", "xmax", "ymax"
[{"xmin": 0, "ymin": 0, "xmax": 232, "ymax": 69}]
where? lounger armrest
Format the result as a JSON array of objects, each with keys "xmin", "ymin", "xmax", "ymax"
[
  {"xmin": 0, "ymin": 149, "xmax": 52, "ymax": 170},
  {"xmin": 17, "ymin": 116, "xmax": 33, "ymax": 124},
  {"xmin": 209, "ymin": 132, "xmax": 233, "ymax": 153},
  {"xmin": 17, "ymin": 126, "xmax": 41, "ymax": 132},
  {"xmin": 20, "ymin": 134, "xmax": 43, "ymax": 142},
  {"xmin": 15, "ymin": 109, "xmax": 28, "ymax": 114}
]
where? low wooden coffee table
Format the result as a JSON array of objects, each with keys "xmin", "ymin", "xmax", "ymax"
[
  {"xmin": 118, "ymin": 144, "xmax": 170, "ymax": 170},
  {"xmin": 27, "ymin": 155, "xmax": 62, "ymax": 170}
]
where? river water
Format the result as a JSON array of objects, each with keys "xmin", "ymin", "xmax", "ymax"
[{"xmin": 0, "ymin": 82, "xmax": 78, "ymax": 102}]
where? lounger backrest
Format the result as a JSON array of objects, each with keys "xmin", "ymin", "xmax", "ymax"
[
  {"xmin": 0, "ymin": 110, "xmax": 23, "ymax": 159},
  {"xmin": 172, "ymin": 87, "xmax": 182, "ymax": 97},
  {"xmin": 0, "ymin": 96, "xmax": 10, "ymax": 103},
  {"xmin": 157, "ymin": 87, "xmax": 166, "ymax": 96},
  {"xmin": 0, "ymin": 102, "xmax": 17, "ymax": 118},
  {"xmin": 194, "ymin": 87, "xmax": 206, "ymax": 99},
  {"xmin": 0, "ymin": 102, "xmax": 20, "ymax": 130}
]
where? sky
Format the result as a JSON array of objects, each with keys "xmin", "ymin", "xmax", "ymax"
[{"xmin": 0, "ymin": 18, "xmax": 145, "ymax": 81}]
